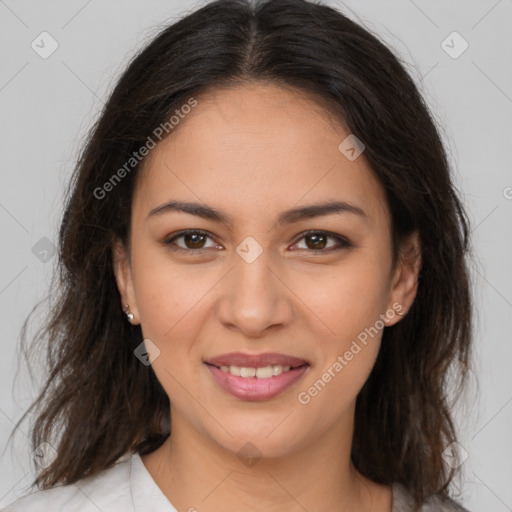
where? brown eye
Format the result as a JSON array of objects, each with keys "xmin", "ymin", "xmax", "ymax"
[
  {"xmin": 305, "ymin": 233, "xmax": 328, "ymax": 250},
  {"xmin": 182, "ymin": 232, "xmax": 207, "ymax": 249},
  {"xmin": 293, "ymin": 231, "xmax": 351, "ymax": 252},
  {"xmin": 163, "ymin": 230, "xmax": 217, "ymax": 251},
  {"xmin": 163, "ymin": 229, "xmax": 351, "ymax": 254}
]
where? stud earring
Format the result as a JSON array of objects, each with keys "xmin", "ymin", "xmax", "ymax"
[{"xmin": 124, "ymin": 304, "xmax": 134, "ymax": 322}]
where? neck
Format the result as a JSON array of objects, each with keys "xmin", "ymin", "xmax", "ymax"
[{"xmin": 141, "ymin": 405, "xmax": 392, "ymax": 512}]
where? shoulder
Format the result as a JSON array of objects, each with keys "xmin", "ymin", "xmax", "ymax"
[
  {"xmin": 392, "ymin": 483, "xmax": 471, "ymax": 512},
  {"xmin": 2, "ymin": 453, "xmax": 133, "ymax": 512}
]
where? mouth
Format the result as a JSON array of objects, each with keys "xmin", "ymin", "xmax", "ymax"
[
  {"xmin": 204, "ymin": 361, "xmax": 308, "ymax": 378},
  {"xmin": 204, "ymin": 351, "xmax": 309, "ymax": 370},
  {"xmin": 203, "ymin": 352, "xmax": 310, "ymax": 400}
]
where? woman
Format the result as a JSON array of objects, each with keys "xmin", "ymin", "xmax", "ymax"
[{"xmin": 4, "ymin": 0, "xmax": 473, "ymax": 510}]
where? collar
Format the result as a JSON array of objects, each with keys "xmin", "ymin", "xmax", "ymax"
[{"xmin": 129, "ymin": 451, "xmax": 178, "ymax": 512}]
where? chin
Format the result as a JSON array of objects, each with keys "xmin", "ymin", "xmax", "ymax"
[{"xmin": 202, "ymin": 416, "xmax": 307, "ymax": 462}]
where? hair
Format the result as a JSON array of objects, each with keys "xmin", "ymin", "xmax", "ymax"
[{"xmin": 9, "ymin": 0, "xmax": 473, "ymax": 509}]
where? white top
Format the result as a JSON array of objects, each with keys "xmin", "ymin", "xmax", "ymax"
[
  {"xmin": 2, "ymin": 451, "xmax": 468, "ymax": 511},
  {"xmin": 2, "ymin": 451, "xmax": 177, "ymax": 512}
]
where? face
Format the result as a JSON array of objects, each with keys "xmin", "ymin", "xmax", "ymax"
[{"xmin": 114, "ymin": 83, "xmax": 420, "ymax": 459}]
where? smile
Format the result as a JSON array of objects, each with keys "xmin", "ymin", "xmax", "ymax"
[
  {"xmin": 204, "ymin": 360, "xmax": 309, "ymax": 401},
  {"xmin": 217, "ymin": 364, "xmax": 294, "ymax": 378}
]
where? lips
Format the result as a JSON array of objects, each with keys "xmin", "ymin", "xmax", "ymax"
[
  {"xmin": 203, "ymin": 352, "xmax": 310, "ymax": 400},
  {"xmin": 205, "ymin": 363, "xmax": 309, "ymax": 401},
  {"xmin": 204, "ymin": 352, "xmax": 309, "ymax": 369}
]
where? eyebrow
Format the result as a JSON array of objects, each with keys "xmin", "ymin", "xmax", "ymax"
[{"xmin": 146, "ymin": 199, "xmax": 367, "ymax": 226}]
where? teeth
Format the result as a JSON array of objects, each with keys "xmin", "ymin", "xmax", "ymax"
[
  {"xmin": 240, "ymin": 367, "xmax": 256, "ymax": 378},
  {"xmin": 219, "ymin": 364, "xmax": 294, "ymax": 379},
  {"xmin": 256, "ymin": 366, "xmax": 273, "ymax": 378}
]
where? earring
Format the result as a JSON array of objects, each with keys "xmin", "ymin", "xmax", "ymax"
[{"xmin": 124, "ymin": 304, "xmax": 134, "ymax": 322}]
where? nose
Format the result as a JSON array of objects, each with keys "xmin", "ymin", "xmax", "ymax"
[{"xmin": 215, "ymin": 247, "xmax": 295, "ymax": 338}]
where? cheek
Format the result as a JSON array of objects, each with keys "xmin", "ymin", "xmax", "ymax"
[
  {"xmin": 130, "ymin": 244, "xmax": 213, "ymax": 346},
  {"xmin": 130, "ymin": 256, "xmax": 211, "ymax": 404},
  {"xmin": 295, "ymin": 288, "xmax": 385, "ymax": 435},
  {"xmin": 290, "ymin": 254, "xmax": 389, "ymax": 403},
  {"xmin": 294, "ymin": 344, "xmax": 379, "ymax": 444},
  {"xmin": 291, "ymin": 254, "xmax": 391, "ymax": 340}
]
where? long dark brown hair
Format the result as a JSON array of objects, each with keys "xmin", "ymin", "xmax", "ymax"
[{"xmin": 8, "ymin": 0, "xmax": 473, "ymax": 508}]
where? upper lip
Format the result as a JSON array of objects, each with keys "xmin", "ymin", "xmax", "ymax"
[{"xmin": 204, "ymin": 352, "xmax": 309, "ymax": 368}]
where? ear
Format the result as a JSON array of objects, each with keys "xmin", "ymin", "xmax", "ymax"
[
  {"xmin": 384, "ymin": 231, "xmax": 422, "ymax": 327},
  {"xmin": 112, "ymin": 238, "xmax": 140, "ymax": 325}
]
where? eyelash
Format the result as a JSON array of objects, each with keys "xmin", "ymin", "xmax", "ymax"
[{"xmin": 162, "ymin": 229, "xmax": 352, "ymax": 254}]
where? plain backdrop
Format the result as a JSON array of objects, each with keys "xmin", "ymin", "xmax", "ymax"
[{"xmin": 0, "ymin": 0, "xmax": 511, "ymax": 510}]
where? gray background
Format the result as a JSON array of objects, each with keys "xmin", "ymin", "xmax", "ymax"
[{"xmin": 1, "ymin": 0, "xmax": 511, "ymax": 510}]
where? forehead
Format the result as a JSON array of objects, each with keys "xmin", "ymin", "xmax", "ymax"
[{"xmin": 133, "ymin": 83, "xmax": 390, "ymax": 230}]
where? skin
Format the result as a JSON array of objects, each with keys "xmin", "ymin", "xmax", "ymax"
[{"xmin": 113, "ymin": 83, "xmax": 421, "ymax": 512}]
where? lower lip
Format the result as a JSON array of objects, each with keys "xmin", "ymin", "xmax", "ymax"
[{"xmin": 205, "ymin": 363, "xmax": 309, "ymax": 401}]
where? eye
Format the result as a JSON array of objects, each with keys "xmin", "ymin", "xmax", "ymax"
[
  {"xmin": 292, "ymin": 230, "xmax": 352, "ymax": 252},
  {"xmin": 162, "ymin": 229, "xmax": 351, "ymax": 254},
  {"xmin": 163, "ymin": 229, "xmax": 219, "ymax": 252}
]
